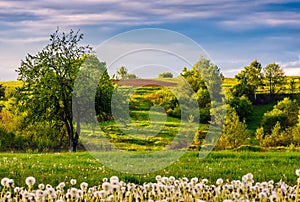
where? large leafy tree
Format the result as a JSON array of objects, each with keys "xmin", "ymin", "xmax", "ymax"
[
  {"xmin": 233, "ymin": 60, "xmax": 262, "ymax": 99},
  {"xmin": 16, "ymin": 29, "xmax": 92, "ymax": 152},
  {"xmin": 180, "ymin": 57, "xmax": 225, "ymax": 124},
  {"xmin": 263, "ymin": 63, "xmax": 285, "ymax": 95}
]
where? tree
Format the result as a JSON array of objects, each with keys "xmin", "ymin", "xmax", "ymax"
[
  {"xmin": 217, "ymin": 106, "xmax": 249, "ymax": 149},
  {"xmin": 227, "ymin": 95, "xmax": 253, "ymax": 120},
  {"xmin": 234, "ymin": 60, "xmax": 262, "ymax": 99},
  {"xmin": 116, "ymin": 66, "xmax": 138, "ymax": 80},
  {"xmin": 95, "ymin": 61, "xmax": 114, "ymax": 121},
  {"xmin": 16, "ymin": 29, "xmax": 92, "ymax": 152},
  {"xmin": 262, "ymin": 121, "xmax": 282, "ymax": 147},
  {"xmin": 116, "ymin": 66, "xmax": 127, "ymax": 80},
  {"xmin": 263, "ymin": 63, "xmax": 285, "ymax": 95},
  {"xmin": 158, "ymin": 72, "xmax": 173, "ymax": 78}
]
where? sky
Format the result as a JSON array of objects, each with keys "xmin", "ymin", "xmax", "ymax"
[{"xmin": 0, "ymin": 0, "xmax": 300, "ymax": 81}]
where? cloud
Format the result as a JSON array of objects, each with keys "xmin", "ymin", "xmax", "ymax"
[
  {"xmin": 0, "ymin": 0, "xmax": 299, "ymax": 80},
  {"xmin": 1, "ymin": 0, "xmax": 299, "ymax": 37}
]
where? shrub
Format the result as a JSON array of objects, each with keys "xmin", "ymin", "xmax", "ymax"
[
  {"xmin": 227, "ymin": 95, "xmax": 253, "ymax": 120},
  {"xmin": 158, "ymin": 72, "xmax": 173, "ymax": 78},
  {"xmin": 235, "ymin": 145, "xmax": 262, "ymax": 152}
]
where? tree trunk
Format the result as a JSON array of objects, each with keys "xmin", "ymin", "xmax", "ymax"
[
  {"xmin": 64, "ymin": 117, "xmax": 78, "ymax": 152},
  {"xmin": 72, "ymin": 120, "xmax": 80, "ymax": 152}
]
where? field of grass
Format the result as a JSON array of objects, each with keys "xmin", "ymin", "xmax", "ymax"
[{"xmin": 0, "ymin": 151, "xmax": 299, "ymax": 188}]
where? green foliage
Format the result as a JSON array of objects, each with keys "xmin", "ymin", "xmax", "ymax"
[
  {"xmin": 227, "ymin": 95, "xmax": 253, "ymax": 120},
  {"xmin": 116, "ymin": 66, "xmax": 128, "ymax": 79},
  {"xmin": 0, "ymin": 84, "xmax": 4, "ymax": 99},
  {"xmin": 258, "ymin": 103, "xmax": 300, "ymax": 148},
  {"xmin": 158, "ymin": 72, "xmax": 173, "ymax": 78},
  {"xmin": 263, "ymin": 63, "xmax": 285, "ymax": 95},
  {"xmin": 255, "ymin": 127, "xmax": 265, "ymax": 145},
  {"xmin": 116, "ymin": 66, "xmax": 137, "ymax": 79},
  {"xmin": 151, "ymin": 88, "xmax": 180, "ymax": 118},
  {"xmin": 261, "ymin": 108, "xmax": 288, "ymax": 133},
  {"xmin": 234, "ymin": 60, "xmax": 262, "ymax": 97},
  {"xmin": 217, "ymin": 106, "xmax": 249, "ymax": 149},
  {"xmin": 247, "ymin": 102, "xmax": 275, "ymax": 135},
  {"xmin": 262, "ymin": 121, "xmax": 282, "ymax": 147},
  {"xmin": 274, "ymin": 97, "xmax": 298, "ymax": 125},
  {"xmin": 261, "ymin": 98, "xmax": 298, "ymax": 133},
  {"xmin": 235, "ymin": 145, "xmax": 261, "ymax": 152},
  {"xmin": 0, "ymin": 126, "xmax": 15, "ymax": 151},
  {"xmin": 95, "ymin": 67, "xmax": 114, "ymax": 121},
  {"xmin": 180, "ymin": 57, "xmax": 224, "ymax": 123},
  {"xmin": 15, "ymin": 29, "xmax": 93, "ymax": 151}
]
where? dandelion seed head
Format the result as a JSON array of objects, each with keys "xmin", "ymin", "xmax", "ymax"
[
  {"xmin": 6, "ymin": 179, "xmax": 14, "ymax": 188},
  {"xmin": 110, "ymin": 176, "xmax": 119, "ymax": 183},
  {"xmin": 103, "ymin": 177, "xmax": 108, "ymax": 183},
  {"xmin": 216, "ymin": 178, "xmax": 223, "ymax": 185},
  {"xmin": 1, "ymin": 177, "xmax": 9, "ymax": 187},
  {"xmin": 70, "ymin": 179, "xmax": 77, "ymax": 185},
  {"xmin": 25, "ymin": 176, "xmax": 36, "ymax": 187},
  {"xmin": 80, "ymin": 182, "xmax": 88, "ymax": 191},
  {"xmin": 156, "ymin": 175, "xmax": 162, "ymax": 182},
  {"xmin": 38, "ymin": 183, "xmax": 44, "ymax": 190},
  {"xmin": 258, "ymin": 192, "xmax": 267, "ymax": 199},
  {"xmin": 296, "ymin": 169, "xmax": 300, "ymax": 177}
]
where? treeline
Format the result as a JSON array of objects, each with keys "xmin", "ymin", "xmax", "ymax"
[{"xmin": 146, "ymin": 59, "xmax": 300, "ymax": 150}]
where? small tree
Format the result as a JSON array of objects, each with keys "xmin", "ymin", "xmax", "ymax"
[
  {"xmin": 116, "ymin": 66, "xmax": 128, "ymax": 80},
  {"xmin": 217, "ymin": 106, "xmax": 249, "ymax": 149},
  {"xmin": 263, "ymin": 63, "xmax": 285, "ymax": 95},
  {"xmin": 255, "ymin": 127, "xmax": 265, "ymax": 146},
  {"xmin": 262, "ymin": 121, "xmax": 282, "ymax": 147}
]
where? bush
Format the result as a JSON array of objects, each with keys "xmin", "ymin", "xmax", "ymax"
[
  {"xmin": 261, "ymin": 108, "xmax": 288, "ymax": 133},
  {"xmin": 158, "ymin": 72, "xmax": 173, "ymax": 78},
  {"xmin": 227, "ymin": 95, "xmax": 253, "ymax": 120},
  {"xmin": 235, "ymin": 145, "xmax": 262, "ymax": 152},
  {"xmin": 0, "ymin": 127, "xmax": 16, "ymax": 151},
  {"xmin": 216, "ymin": 106, "xmax": 249, "ymax": 150},
  {"xmin": 261, "ymin": 97, "xmax": 299, "ymax": 133}
]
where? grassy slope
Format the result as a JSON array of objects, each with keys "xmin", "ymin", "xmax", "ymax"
[{"xmin": 246, "ymin": 102, "xmax": 276, "ymax": 136}]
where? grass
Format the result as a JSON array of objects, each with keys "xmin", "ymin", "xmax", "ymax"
[
  {"xmin": 246, "ymin": 102, "xmax": 276, "ymax": 135},
  {"xmin": 0, "ymin": 151, "xmax": 299, "ymax": 188}
]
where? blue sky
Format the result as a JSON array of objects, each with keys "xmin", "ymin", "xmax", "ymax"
[{"xmin": 0, "ymin": 0, "xmax": 300, "ymax": 81}]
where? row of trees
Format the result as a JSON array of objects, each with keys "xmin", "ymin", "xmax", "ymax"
[{"xmin": 232, "ymin": 60, "xmax": 285, "ymax": 98}]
